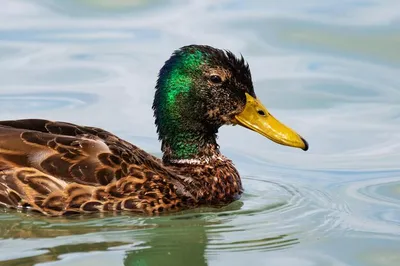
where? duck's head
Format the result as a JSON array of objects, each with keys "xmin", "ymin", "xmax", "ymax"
[{"xmin": 153, "ymin": 45, "xmax": 308, "ymax": 163}]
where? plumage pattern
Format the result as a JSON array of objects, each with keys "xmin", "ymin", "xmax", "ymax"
[{"xmin": 0, "ymin": 119, "xmax": 242, "ymax": 215}]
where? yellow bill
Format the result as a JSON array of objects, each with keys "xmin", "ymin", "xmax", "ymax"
[{"xmin": 235, "ymin": 93, "xmax": 308, "ymax": 151}]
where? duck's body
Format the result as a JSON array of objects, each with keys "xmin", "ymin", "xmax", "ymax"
[
  {"xmin": 0, "ymin": 45, "xmax": 307, "ymax": 216},
  {"xmin": 0, "ymin": 119, "xmax": 242, "ymax": 215}
]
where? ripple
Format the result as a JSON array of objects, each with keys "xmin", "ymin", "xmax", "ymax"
[
  {"xmin": 36, "ymin": 0, "xmax": 169, "ymax": 17},
  {"xmin": 334, "ymin": 176, "xmax": 400, "ymax": 236},
  {"xmin": 346, "ymin": 176, "xmax": 400, "ymax": 207},
  {"xmin": 0, "ymin": 91, "xmax": 97, "ymax": 112},
  {"xmin": 0, "ymin": 45, "xmax": 24, "ymax": 61},
  {"xmin": 376, "ymin": 209, "xmax": 400, "ymax": 226},
  {"xmin": 203, "ymin": 177, "xmax": 347, "ymax": 253}
]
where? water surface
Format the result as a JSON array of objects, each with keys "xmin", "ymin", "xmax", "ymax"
[{"xmin": 1, "ymin": 1, "xmax": 400, "ymax": 265}]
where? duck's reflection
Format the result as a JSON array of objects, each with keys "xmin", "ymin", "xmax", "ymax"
[
  {"xmin": 0, "ymin": 211, "xmax": 214, "ymax": 266},
  {"xmin": 1, "ymin": 201, "xmax": 301, "ymax": 266},
  {"xmin": 123, "ymin": 220, "xmax": 208, "ymax": 266}
]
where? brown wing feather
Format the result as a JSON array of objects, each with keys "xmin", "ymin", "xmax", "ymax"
[
  {"xmin": 0, "ymin": 119, "xmax": 197, "ymax": 215},
  {"xmin": 0, "ymin": 123, "xmax": 112, "ymax": 185}
]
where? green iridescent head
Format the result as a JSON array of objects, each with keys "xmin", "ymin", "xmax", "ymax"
[{"xmin": 153, "ymin": 45, "xmax": 308, "ymax": 163}]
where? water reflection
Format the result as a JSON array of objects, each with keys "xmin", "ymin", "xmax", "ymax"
[
  {"xmin": 0, "ymin": 212, "xmax": 211, "ymax": 265},
  {"xmin": 124, "ymin": 218, "xmax": 209, "ymax": 266}
]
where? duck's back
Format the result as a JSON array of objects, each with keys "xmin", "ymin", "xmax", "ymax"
[{"xmin": 0, "ymin": 119, "xmax": 188, "ymax": 215}]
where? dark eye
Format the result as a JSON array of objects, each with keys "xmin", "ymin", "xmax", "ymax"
[{"xmin": 210, "ymin": 75, "xmax": 222, "ymax": 84}]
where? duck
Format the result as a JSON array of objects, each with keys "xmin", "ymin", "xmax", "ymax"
[{"xmin": 0, "ymin": 45, "xmax": 308, "ymax": 216}]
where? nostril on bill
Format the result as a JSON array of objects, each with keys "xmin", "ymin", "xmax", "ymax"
[{"xmin": 257, "ymin": 110, "xmax": 266, "ymax": 116}]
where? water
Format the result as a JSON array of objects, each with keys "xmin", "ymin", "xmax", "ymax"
[{"xmin": 0, "ymin": 0, "xmax": 399, "ymax": 265}]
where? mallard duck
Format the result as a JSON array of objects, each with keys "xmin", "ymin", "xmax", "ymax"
[{"xmin": 0, "ymin": 45, "xmax": 308, "ymax": 216}]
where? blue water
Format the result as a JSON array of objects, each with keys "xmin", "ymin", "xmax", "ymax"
[{"xmin": 0, "ymin": 0, "xmax": 400, "ymax": 265}]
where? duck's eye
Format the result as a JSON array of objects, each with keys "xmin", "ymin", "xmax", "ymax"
[{"xmin": 210, "ymin": 75, "xmax": 222, "ymax": 84}]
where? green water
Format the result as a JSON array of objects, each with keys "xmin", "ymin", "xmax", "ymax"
[{"xmin": 1, "ymin": 1, "xmax": 400, "ymax": 265}]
